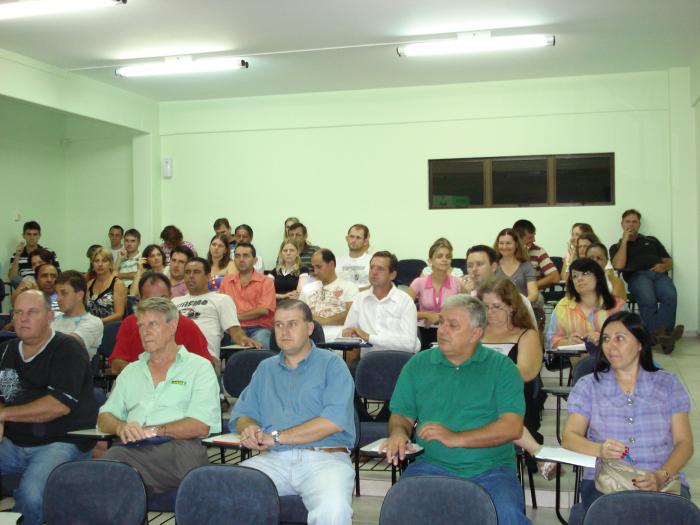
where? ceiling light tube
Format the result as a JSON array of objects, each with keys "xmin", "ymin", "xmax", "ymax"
[
  {"xmin": 0, "ymin": 0, "xmax": 125, "ymax": 21},
  {"xmin": 397, "ymin": 32, "xmax": 555, "ymax": 57},
  {"xmin": 116, "ymin": 56, "xmax": 249, "ymax": 78}
]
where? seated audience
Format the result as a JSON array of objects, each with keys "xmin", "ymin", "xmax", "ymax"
[
  {"xmin": 159, "ymin": 224, "xmax": 196, "ymax": 264},
  {"xmin": 477, "ymin": 277, "xmax": 548, "ymax": 478},
  {"xmin": 337, "ymin": 224, "xmax": 371, "ymax": 290},
  {"xmin": 173, "ymin": 258, "xmax": 261, "ymax": 364},
  {"xmin": 287, "ymin": 222, "xmax": 320, "ymax": 268},
  {"xmin": 213, "ymin": 217, "xmax": 235, "ymax": 249},
  {"xmin": 299, "ymin": 249, "xmax": 359, "ymax": 340},
  {"xmin": 107, "ymin": 225, "xmax": 124, "ymax": 263},
  {"xmin": 385, "ymin": 295, "xmax": 531, "ymax": 525},
  {"xmin": 494, "ymin": 228, "xmax": 539, "ymax": 303},
  {"xmin": 464, "ymin": 245, "xmax": 537, "ymax": 326},
  {"xmin": 343, "ymin": 251, "xmax": 420, "ymax": 359},
  {"xmin": 563, "ymin": 222, "xmax": 594, "ymax": 277},
  {"xmin": 98, "ymin": 297, "xmax": 220, "ymax": 494},
  {"xmin": 268, "ymin": 240, "xmax": 310, "ymax": 300},
  {"xmin": 610, "ymin": 209, "xmax": 682, "ymax": 352},
  {"xmin": 130, "ymin": 244, "xmax": 167, "ymax": 295},
  {"xmin": 109, "ymin": 272, "xmax": 211, "ymax": 375},
  {"xmin": 408, "ymin": 238, "xmax": 465, "ymax": 349},
  {"xmin": 234, "ymin": 224, "xmax": 265, "ymax": 273},
  {"xmin": 0, "ymin": 290, "xmax": 97, "ymax": 525},
  {"xmin": 545, "ymin": 258, "xmax": 627, "ymax": 353},
  {"xmin": 86, "ymin": 247, "xmax": 127, "ymax": 324},
  {"xmin": 206, "ymin": 233, "xmax": 237, "ymax": 290},
  {"xmin": 167, "ymin": 245, "xmax": 193, "ymax": 298},
  {"xmin": 563, "ymin": 312, "xmax": 693, "ymax": 524},
  {"xmin": 115, "ymin": 228, "xmax": 141, "ymax": 288},
  {"xmin": 8, "ymin": 221, "xmax": 59, "ymax": 287},
  {"xmin": 561, "ymin": 231, "xmax": 601, "ymax": 282},
  {"xmin": 231, "ymin": 299, "xmax": 355, "ymax": 525},
  {"xmin": 585, "ymin": 242, "xmax": 627, "ymax": 301},
  {"xmin": 219, "ymin": 243, "xmax": 275, "ymax": 349},
  {"xmin": 52, "ymin": 270, "xmax": 103, "ymax": 359}
]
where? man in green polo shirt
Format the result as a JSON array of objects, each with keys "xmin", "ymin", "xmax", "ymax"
[
  {"xmin": 97, "ymin": 297, "xmax": 220, "ymax": 492},
  {"xmin": 385, "ymin": 294, "xmax": 531, "ymax": 525}
]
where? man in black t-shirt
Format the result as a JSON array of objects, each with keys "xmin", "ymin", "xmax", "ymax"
[
  {"xmin": 0, "ymin": 290, "xmax": 97, "ymax": 525},
  {"xmin": 610, "ymin": 209, "xmax": 682, "ymax": 352}
]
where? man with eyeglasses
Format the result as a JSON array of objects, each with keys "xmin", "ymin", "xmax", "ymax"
[
  {"xmin": 464, "ymin": 245, "xmax": 536, "ymax": 326},
  {"xmin": 232, "ymin": 299, "xmax": 355, "ymax": 525},
  {"xmin": 0, "ymin": 290, "xmax": 97, "ymax": 525}
]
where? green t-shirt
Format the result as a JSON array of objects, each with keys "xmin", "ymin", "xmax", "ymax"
[{"xmin": 390, "ymin": 344, "xmax": 525, "ymax": 478}]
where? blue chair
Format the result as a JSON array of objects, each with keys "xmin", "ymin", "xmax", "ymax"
[
  {"xmin": 175, "ymin": 464, "xmax": 280, "ymax": 525},
  {"xmin": 354, "ymin": 350, "xmax": 412, "ymax": 495},
  {"xmin": 43, "ymin": 459, "xmax": 147, "ymax": 525},
  {"xmin": 223, "ymin": 349, "xmax": 276, "ymax": 398},
  {"xmin": 395, "ymin": 259, "xmax": 427, "ymax": 286},
  {"xmin": 582, "ymin": 490, "xmax": 700, "ymax": 525},
  {"xmin": 379, "ymin": 476, "xmax": 497, "ymax": 524}
]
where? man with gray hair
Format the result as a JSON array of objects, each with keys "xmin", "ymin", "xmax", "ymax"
[
  {"xmin": 0, "ymin": 290, "xmax": 97, "ymax": 525},
  {"xmin": 98, "ymin": 297, "xmax": 220, "ymax": 493},
  {"xmin": 385, "ymin": 294, "xmax": 531, "ymax": 525}
]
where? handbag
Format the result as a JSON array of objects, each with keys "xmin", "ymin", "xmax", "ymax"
[{"xmin": 595, "ymin": 459, "xmax": 681, "ymax": 495}]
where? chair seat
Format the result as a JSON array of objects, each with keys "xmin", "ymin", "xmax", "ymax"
[
  {"xmin": 147, "ymin": 489, "xmax": 177, "ymax": 512},
  {"xmin": 280, "ymin": 495, "xmax": 308, "ymax": 524}
]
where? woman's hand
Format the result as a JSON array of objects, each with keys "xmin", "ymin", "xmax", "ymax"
[
  {"xmin": 584, "ymin": 331, "xmax": 600, "ymax": 345},
  {"xmin": 423, "ymin": 312, "xmax": 441, "ymax": 326},
  {"xmin": 137, "ymin": 258, "xmax": 147, "ymax": 271},
  {"xmin": 600, "ymin": 438, "xmax": 627, "ymax": 460},
  {"xmin": 632, "ymin": 471, "xmax": 666, "ymax": 491}
]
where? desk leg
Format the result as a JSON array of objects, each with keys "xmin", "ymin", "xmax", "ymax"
[
  {"xmin": 556, "ymin": 396, "xmax": 562, "ymax": 445},
  {"xmin": 559, "ymin": 359, "xmax": 564, "ymax": 386},
  {"xmin": 555, "ymin": 462, "xmax": 568, "ymax": 525}
]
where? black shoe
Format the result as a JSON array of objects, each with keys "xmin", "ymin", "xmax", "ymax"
[{"xmin": 658, "ymin": 335, "xmax": 675, "ymax": 354}]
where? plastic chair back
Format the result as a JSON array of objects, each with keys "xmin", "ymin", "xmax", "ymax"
[
  {"xmin": 223, "ymin": 349, "xmax": 275, "ymax": 397},
  {"xmin": 583, "ymin": 490, "xmax": 700, "ymax": 525}
]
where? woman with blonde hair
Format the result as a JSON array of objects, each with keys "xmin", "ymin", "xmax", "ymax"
[
  {"xmin": 268, "ymin": 239, "xmax": 310, "ymax": 300},
  {"xmin": 86, "ymin": 246, "xmax": 127, "ymax": 324},
  {"xmin": 408, "ymin": 237, "xmax": 466, "ymax": 348}
]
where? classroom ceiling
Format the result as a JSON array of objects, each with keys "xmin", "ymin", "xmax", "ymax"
[{"xmin": 0, "ymin": 0, "xmax": 699, "ymax": 102}]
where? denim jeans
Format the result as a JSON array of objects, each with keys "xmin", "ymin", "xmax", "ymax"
[
  {"xmin": 402, "ymin": 460, "xmax": 531, "ymax": 525},
  {"xmin": 0, "ymin": 438, "xmax": 91, "ymax": 525},
  {"xmin": 626, "ymin": 271, "xmax": 677, "ymax": 333},
  {"xmin": 241, "ymin": 449, "xmax": 354, "ymax": 525},
  {"xmin": 243, "ymin": 326, "xmax": 272, "ymax": 349}
]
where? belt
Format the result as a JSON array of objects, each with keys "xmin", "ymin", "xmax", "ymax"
[{"xmin": 306, "ymin": 447, "xmax": 350, "ymax": 454}]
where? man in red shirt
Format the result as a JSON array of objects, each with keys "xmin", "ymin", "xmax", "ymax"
[
  {"xmin": 109, "ymin": 272, "xmax": 211, "ymax": 374},
  {"xmin": 219, "ymin": 242, "xmax": 275, "ymax": 349}
]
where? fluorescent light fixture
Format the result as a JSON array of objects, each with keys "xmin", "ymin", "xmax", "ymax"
[
  {"xmin": 0, "ymin": 0, "xmax": 125, "ymax": 21},
  {"xmin": 116, "ymin": 56, "xmax": 249, "ymax": 78},
  {"xmin": 397, "ymin": 32, "xmax": 555, "ymax": 57}
]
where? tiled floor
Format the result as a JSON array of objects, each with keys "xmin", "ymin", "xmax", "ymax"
[{"xmin": 1, "ymin": 337, "xmax": 697, "ymax": 524}]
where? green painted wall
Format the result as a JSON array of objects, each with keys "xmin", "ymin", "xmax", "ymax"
[{"xmin": 160, "ymin": 70, "xmax": 698, "ymax": 329}]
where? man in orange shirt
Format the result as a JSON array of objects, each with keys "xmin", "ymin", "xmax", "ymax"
[{"xmin": 219, "ymin": 242, "xmax": 275, "ymax": 349}]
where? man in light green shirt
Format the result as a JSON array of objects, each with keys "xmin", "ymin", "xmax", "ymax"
[{"xmin": 98, "ymin": 297, "xmax": 220, "ymax": 492}]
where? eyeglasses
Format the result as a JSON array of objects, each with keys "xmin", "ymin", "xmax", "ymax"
[{"xmin": 571, "ymin": 271, "xmax": 593, "ymax": 280}]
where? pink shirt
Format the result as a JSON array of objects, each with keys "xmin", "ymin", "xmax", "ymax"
[{"xmin": 410, "ymin": 275, "xmax": 462, "ymax": 313}]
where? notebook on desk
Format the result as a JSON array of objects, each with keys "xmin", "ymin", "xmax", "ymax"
[
  {"xmin": 360, "ymin": 438, "xmax": 424, "ymax": 457},
  {"xmin": 202, "ymin": 432, "xmax": 242, "ymax": 445}
]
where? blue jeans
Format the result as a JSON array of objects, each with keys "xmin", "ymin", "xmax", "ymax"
[
  {"xmin": 627, "ymin": 271, "xmax": 677, "ymax": 333},
  {"xmin": 0, "ymin": 438, "xmax": 91, "ymax": 525},
  {"xmin": 568, "ymin": 479, "xmax": 692, "ymax": 525},
  {"xmin": 242, "ymin": 449, "xmax": 354, "ymax": 525},
  {"xmin": 244, "ymin": 326, "xmax": 272, "ymax": 349},
  {"xmin": 402, "ymin": 460, "xmax": 531, "ymax": 525}
]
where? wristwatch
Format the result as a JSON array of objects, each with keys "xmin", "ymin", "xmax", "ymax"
[{"xmin": 271, "ymin": 430, "xmax": 281, "ymax": 445}]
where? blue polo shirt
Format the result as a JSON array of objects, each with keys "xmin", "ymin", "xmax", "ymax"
[{"xmin": 230, "ymin": 345, "xmax": 355, "ymax": 450}]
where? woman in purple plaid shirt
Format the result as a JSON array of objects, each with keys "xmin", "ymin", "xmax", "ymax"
[{"xmin": 563, "ymin": 311, "xmax": 693, "ymax": 521}]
